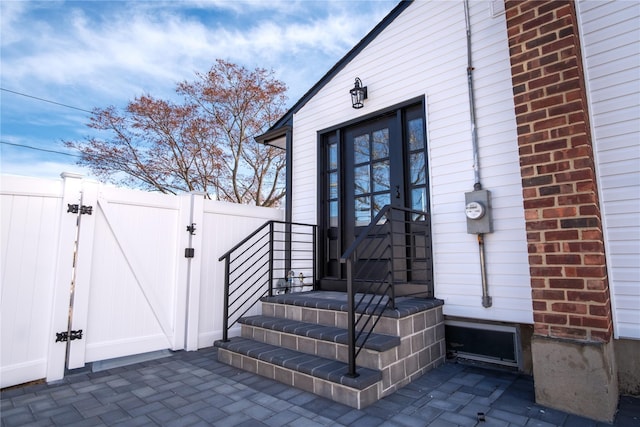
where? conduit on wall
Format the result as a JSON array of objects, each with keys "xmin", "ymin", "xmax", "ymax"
[{"xmin": 464, "ymin": 0, "xmax": 492, "ymax": 308}]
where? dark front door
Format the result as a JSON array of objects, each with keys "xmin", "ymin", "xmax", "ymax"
[{"xmin": 321, "ymin": 102, "xmax": 431, "ymax": 290}]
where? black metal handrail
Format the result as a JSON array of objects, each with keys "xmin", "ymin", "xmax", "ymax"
[
  {"xmin": 340, "ymin": 205, "xmax": 432, "ymax": 377},
  {"xmin": 218, "ymin": 220, "xmax": 317, "ymax": 341}
]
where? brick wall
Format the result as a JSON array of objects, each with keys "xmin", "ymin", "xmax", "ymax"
[{"xmin": 504, "ymin": 0, "xmax": 613, "ymax": 342}]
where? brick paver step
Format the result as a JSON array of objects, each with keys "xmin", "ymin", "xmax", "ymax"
[
  {"xmin": 239, "ymin": 315, "xmax": 400, "ymax": 352},
  {"xmin": 214, "ymin": 337, "xmax": 382, "ymax": 390}
]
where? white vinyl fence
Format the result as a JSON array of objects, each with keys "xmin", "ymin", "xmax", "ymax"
[{"xmin": 0, "ymin": 173, "xmax": 283, "ymax": 388}]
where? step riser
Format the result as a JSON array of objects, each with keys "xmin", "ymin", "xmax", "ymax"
[
  {"xmin": 217, "ymin": 347, "xmax": 380, "ymax": 409},
  {"xmin": 261, "ymin": 302, "xmax": 444, "ymax": 337}
]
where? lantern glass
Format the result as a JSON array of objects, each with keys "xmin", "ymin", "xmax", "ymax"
[{"xmin": 350, "ymin": 78, "xmax": 367, "ymax": 109}]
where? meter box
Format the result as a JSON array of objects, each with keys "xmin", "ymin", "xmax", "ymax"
[{"xmin": 465, "ymin": 190, "xmax": 492, "ymax": 234}]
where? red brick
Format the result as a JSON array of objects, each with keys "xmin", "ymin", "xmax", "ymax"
[
  {"xmin": 581, "ymin": 229, "xmax": 604, "ymax": 241},
  {"xmin": 551, "ymin": 302, "xmax": 587, "ymax": 314},
  {"xmin": 532, "ymin": 300, "xmax": 547, "ymax": 311},
  {"xmin": 519, "ymin": 131, "xmax": 548, "ymax": 145},
  {"xmin": 531, "ymin": 94, "xmax": 564, "ymax": 110},
  {"xmin": 517, "ymin": 110, "xmax": 548, "ymax": 125},
  {"xmin": 530, "ymin": 266, "xmax": 563, "ymax": 277},
  {"xmin": 549, "ymin": 278, "xmax": 585, "ymax": 289},
  {"xmin": 557, "ymin": 193, "xmax": 595, "ymax": 206},
  {"xmin": 532, "ymin": 289, "xmax": 565, "ymax": 300},
  {"xmin": 542, "ymin": 313, "xmax": 568, "ymax": 325},
  {"xmin": 584, "ymin": 254, "xmax": 606, "ymax": 265},
  {"xmin": 527, "ymin": 231, "xmax": 541, "ymax": 242},
  {"xmin": 575, "ymin": 266, "xmax": 607, "ymax": 278},
  {"xmin": 529, "ymin": 242, "xmax": 561, "ymax": 254},
  {"xmin": 555, "ymin": 169, "xmax": 593, "ymax": 183},
  {"xmin": 525, "ymin": 209, "xmax": 539, "ymax": 220},
  {"xmin": 545, "ymin": 230, "xmax": 579, "ymax": 241},
  {"xmin": 586, "ymin": 279, "xmax": 607, "ymax": 291},
  {"xmin": 535, "ymin": 138, "xmax": 569, "ymax": 153},
  {"xmin": 546, "ymin": 78, "xmax": 581, "ymax": 96},
  {"xmin": 542, "ymin": 206, "xmax": 577, "ymax": 219},
  {"xmin": 546, "ymin": 254, "xmax": 581, "ymax": 265},
  {"xmin": 579, "ymin": 205, "xmax": 600, "ymax": 216},
  {"xmin": 565, "ymin": 241, "xmax": 604, "ymax": 253},
  {"xmin": 542, "ymin": 37, "xmax": 578, "ymax": 56},
  {"xmin": 582, "ymin": 317, "xmax": 610, "ymax": 329},
  {"xmin": 534, "ymin": 116, "xmax": 567, "ymax": 132},
  {"xmin": 529, "ymin": 255, "xmax": 544, "ymax": 265},
  {"xmin": 524, "ymin": 197, "xmax": 555, "ymax": 209},
  {"xmin": 576, "ymin": 181, "xmax": 597, "ymax": 192},
  {"xmin": 590, "ymin": 304, "xmax": 610, "ymax": 317},
  {"xmin": 523, "ymin": 11, "xmax": 556, "ymax": 32},
  {"xmin": 548, "ymin": 100, "xmax": 583, "ymax": 117},
  {"xmin": 567, "ymin": 291, "xmax": 607, "ymax": 303}
]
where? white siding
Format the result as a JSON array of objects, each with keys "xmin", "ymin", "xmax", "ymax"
[
  {"xmin": 578, "ymin": 0, "xmax": 640, "ymax": 340},
  {"xmin": 291, "ymin": 1, "xmax": 532, "ymax": 324}
]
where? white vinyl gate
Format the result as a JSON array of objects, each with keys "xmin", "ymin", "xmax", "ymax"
[{"xmin": 1, "ymin": 173, "xmax": 283, "ymax": 388}]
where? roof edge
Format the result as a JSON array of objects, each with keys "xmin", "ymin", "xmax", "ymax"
[
  {"xmin": 255, "ymin": 124, "xmax": 291, "ymax": 145},
  {"xmin": 266, "ymin": 0, "xmax": 413, "ymax": 133}
]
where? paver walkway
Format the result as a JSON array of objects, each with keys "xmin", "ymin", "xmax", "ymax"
[{"xmin": 2, "ymin": 346, "xmax": 638, "ymax": 426}]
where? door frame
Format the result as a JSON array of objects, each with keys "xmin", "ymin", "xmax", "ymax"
[{"xmin": 317, "ymin": 96, "xmax": 429, "ymax": 282}]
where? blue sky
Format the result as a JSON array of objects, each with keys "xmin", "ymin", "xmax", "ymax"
[{"xmin": 0, "ymin": 0, "xmax": 397, "ymax": 179}]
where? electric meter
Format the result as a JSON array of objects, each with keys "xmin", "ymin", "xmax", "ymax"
[{"xmin": 465, "ymin": 201, "xmax": 486, "ymax": 220}]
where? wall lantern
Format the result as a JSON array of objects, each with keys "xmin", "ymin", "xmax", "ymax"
[{"xmin": 350, "ymin": 77, "xmax": 368, "ymax": 109}]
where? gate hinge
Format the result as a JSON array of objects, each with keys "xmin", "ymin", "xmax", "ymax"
[
  {"xmin": 55, "ymin": 329, "xmax": 83, "ymax": 343},
  {"xmin": 67, "ymin": 204, "xmax": 93, "ymax": 215},
  {"xmin": 185, "ymin": 248, "xmax": 195, "ymax": 258}
]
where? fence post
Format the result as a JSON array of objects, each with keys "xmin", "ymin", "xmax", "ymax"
[
  {"xmin": 66, "ymin": 179, "xmax": 99, "ymax": 369},
  {"xmin": 46, "ymin": 173, "xmax": 84, "ymax": 382},
  {"xmin": 183, "ymin": 192, "xmax": 205, "ymax": 351}
]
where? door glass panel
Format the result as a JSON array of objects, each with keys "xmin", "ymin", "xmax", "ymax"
[
  {"xmin": 373, "ymin": 193, "xmax": 390, "ymax": 222},
  {"xmin": 329, "ymin": 201, "xmax": 338, "ymax": 227},
  {"xmin": 372, "ymin": 161, "xmax": 390, "ymax": 192},
  {"xmin": 410, "ymin": 152, "xmax": 426, "ymax": 185},
  {"xmin": 355, "ymin": 196, "xmax": 371, "ymax": 226},
  {"xmin": 329, "ymin": 172, "xmax": 338, "ymax": 198},
  {"xmin": 354, "ymin": 134, "xmax": 370, "ymax": 164},
  {"xmin": 408, "ymin": 118, "xmax": 424, "ymax": 151},
  {"xmin": 412, "ymin": 188, "xmax": 426, "ymax": 213},
  {"xmin": 354, "ymin": 165, "xmax": 370, "ymax": 195},
  {"xmin": 328, "ymin": 142, "xmax": 338, "ymax": 169},
  {"xmin": 372, "ymin": 129, "xmax": 389, "ymax": 160}
]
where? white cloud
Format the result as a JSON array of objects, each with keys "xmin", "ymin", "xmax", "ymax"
[{"xmin": 0, "ymin": 0, "xmax": 396, "ymax": 180}]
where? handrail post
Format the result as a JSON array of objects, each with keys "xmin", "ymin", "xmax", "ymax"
[
  {"xmin": 222, "ymin": 256, "xmax": 230, "ymax": 342},
  {"xmin": 388, "ymin": 209, "xmax": 397, "ymax": 309},
  {"xmin": 268, "ymin": 221, "xmax": 274, "ymax": 297},
  {"xmin": 346, "ymin": 258, "xmax": 358, "ymax": 377},
  {"xmin": 312, "ymin": 224, "xmax": 317, "ymax": 291}
]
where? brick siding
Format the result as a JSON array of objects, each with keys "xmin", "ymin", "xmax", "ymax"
[{"xmin": 505, "ymin": 0, "xmax": 613, "ymax": 342}]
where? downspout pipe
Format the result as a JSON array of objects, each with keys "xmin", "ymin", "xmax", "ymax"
[{"xmin": 464, "ymin": 0, "xmax": 492, "ymax": 308}]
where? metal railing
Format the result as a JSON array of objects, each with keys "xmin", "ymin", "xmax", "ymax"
[
  {"xmin": 341, "ymin": 205, "xmax": 432, "ymax": 377},
  {"xmin": 218, "ymin": 220, "xmax": 317, "ymax": 342}
]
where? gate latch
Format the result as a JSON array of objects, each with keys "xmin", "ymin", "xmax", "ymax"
[
  {"xmin": 55, "ymin": 329, "xmax": 83, "ymax": 343},
  {"xmin": 67, "ymin": 204, "xmax": 93, "ymax": 215}
]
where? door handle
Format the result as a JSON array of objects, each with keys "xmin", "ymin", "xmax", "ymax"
[{"xmin": 395, "ymin": 185, "xmax": 401, "ymax": 199}]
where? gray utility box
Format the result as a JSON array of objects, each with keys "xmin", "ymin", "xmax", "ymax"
[{"xmin": 465, "ymin": 189, "xmax": 493, "ymax": 234}]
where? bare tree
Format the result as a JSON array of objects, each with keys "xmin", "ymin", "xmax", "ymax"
[{"xmin": 66, "ymin": 59, "xmax": 287, "ymax": 206}]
